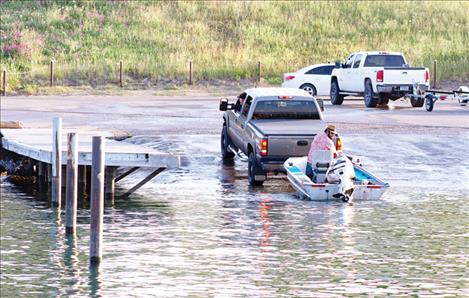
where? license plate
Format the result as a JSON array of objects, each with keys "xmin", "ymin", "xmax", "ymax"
[{"xmin": 400, "ymin": 86, "xmax": 409, "ymax": 91}]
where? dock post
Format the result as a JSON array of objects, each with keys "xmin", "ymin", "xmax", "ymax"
[
  {"xmin": 37, "ymin": 162, "xmax": 47, "ymax": 193},
  {"xmin": 66, "ymin": 133, "xmax": 78, "ymax": 235},
  {"xmin": 90, "ymin": 136, "xmax": 105, "ymax": 264},
  {"xmin": 78, "ymin": 165, "xmax": 87, "ymax": 194},
  {"xmin": 51, "ymin": 117, "xmax": 62, "ymax": 207},
  {"xmin": 105, "ymin": 167, "xmax": 116, "ymax": 202}
]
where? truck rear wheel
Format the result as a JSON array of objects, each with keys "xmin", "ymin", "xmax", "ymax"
[
  {"xmin": 411, "ymin": 97, "xmax": 425, "ymax": 108},
  {"xmin": 248, "ymin": 152, "xmax": 264, "ymax": 186},
  {"xmin": 221, "ymin": 125, "xmax": 235, "ymax": 160},
  {"xmin": 364, "ymin": 80, "xmax": 379, "ymax": 108},
  {"xmin": 330, "ymin": 80, "xmax": 344, "ymax": 105}
]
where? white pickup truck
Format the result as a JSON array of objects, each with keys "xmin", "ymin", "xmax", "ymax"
[{"xmin": 330, "ymin": 51, "xmax": 430, "ymax": 107}]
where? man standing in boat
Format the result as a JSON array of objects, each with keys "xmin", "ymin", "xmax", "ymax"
[{"xmin": 306, "ymin": 124, "xmax": 339, "ymax": 178}]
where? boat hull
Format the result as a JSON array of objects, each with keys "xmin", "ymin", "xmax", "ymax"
[{"xmin": 284, "ymin": 157, "xmax": 389, "ymax": 201}]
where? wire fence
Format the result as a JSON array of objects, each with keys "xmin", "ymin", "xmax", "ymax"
[{"xmin": 0, "ymin": 59, "xmax": 264, "ymax": 96}]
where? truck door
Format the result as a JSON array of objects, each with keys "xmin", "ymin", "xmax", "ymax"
[
  {"xmin": 232, "ymin": 95, "xmax": 253, "ymax": 150},
  {"xmin": 228, "ymin": 92, "xmax": 246, "ymax": 148},
  {"xmin": 339, "ymin": 54, "xmax": 355, "ymax": 91},
  {"xmin": 349, "ymin": 54, "xmax": 363, "ymax": 92}
]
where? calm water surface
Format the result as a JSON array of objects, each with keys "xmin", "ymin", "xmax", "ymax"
[{"xmin": 1, "ymin": 133, "xmax": 468, "ymax": 297}]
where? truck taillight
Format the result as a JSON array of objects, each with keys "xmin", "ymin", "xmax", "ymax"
[
  {"xmin": 425, "ymin": 70, "xmax": 429, "ymax": 82},
  {"xmin": 260, "ymin": 138, "xmax": 268, "ymax": 156},
  {"xmin": 286, "ymin": 75, "xmax": 295, "ymax": 81},
  {"xmin": 336, "ymin": 137, "xmax": 342, "ymax": 152},
  {"xmin": 376, "ymin": 70, "xmax": 384, "ymax": 82}
]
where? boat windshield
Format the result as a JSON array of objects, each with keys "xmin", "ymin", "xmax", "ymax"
[{"xmin": 252, "ymin": 100, "xmax": 320, "ymax": 120}]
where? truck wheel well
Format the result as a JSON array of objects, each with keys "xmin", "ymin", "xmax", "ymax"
[{"xmin": 331, "ymin": 76, "xmax": 338, "ymax": 83}]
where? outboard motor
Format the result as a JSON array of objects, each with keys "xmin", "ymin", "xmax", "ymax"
[{"xmin": 326, "ymin": 154, "xmax": 356, "ymax": 202}]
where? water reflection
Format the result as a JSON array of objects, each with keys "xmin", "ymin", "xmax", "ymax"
[
  {"xmin": 89, "ymin": 263, "xmax": 103, "ymax": 297},
  {"xmin": 258, "ymin": 196, "xmax": 272, "ymax": 250}
]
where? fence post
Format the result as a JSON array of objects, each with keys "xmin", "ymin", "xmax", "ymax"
[
  {"xmin": 257, "ymin": 61, "xmax": 261, "ymax": 87},
  {"xmin": 188, "ymin": 59, "xmax": 193, "ymax": 85},
  {"xmin": 432, "ymin": 60, "xmax": 437, "ymax": 89},
  {"xmin": 90, "ymin": 136, "xmax": 105, "ymax": 264},
  {"xmin": 50, "ymin": 60, "xmax": 54, "ymax": 87},
  {"xmin": 2, "ymin": 70, "xmax": 5, "ymax": 96},
  {"xmin": 66, "ymin": 132, "xmax": 78, "ymax": 235},
  {"xmin": 119, "ymin": 60, "xmax": 123, "ymax": 88},
  {"xmin": 51, "ymin": 117, "xmax": 62, "ymax": 207}
]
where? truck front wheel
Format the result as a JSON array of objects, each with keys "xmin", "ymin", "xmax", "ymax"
[
  {"xmin": 248, "ymin": 152, "xmax": 264, "ymax": 186},
  {"xmin": 330, "ymin": 80, "xmax": 344, "ymax": 105},
  {"xmin": 364, "ymin": 80, "xmax": 379, "ymax": 108},
  {"xmin": 221, "ymin": 125, "xmax": 235, "ymax": 160}
]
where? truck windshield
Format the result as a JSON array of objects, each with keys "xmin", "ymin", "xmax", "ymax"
[
  {"xmin": 363, "ymin": 55, "xmax": 406, "ymax": 67},
  {"xmin": 252, "ymin": 100, "xmax": 320, "ymax": 120}
]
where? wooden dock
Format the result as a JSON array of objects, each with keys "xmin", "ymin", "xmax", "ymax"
[{"xmin": 0, "ymin": 127, "xmax": 180, "ymax": 199}]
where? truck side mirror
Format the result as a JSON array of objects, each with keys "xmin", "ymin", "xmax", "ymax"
[
  {"xmin": 316, "ymin": 98, "xmax": 324, "ymax": 112},
  {"xmin": 219, "ymin": 98, "xmax": 234, "ymax": 111},
  {"xmin": 335, "ymin": 60, "xmax": 341, "ymax": 68}
]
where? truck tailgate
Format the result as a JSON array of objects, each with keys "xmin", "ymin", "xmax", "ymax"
[
  {"xmin": 267, "ymin": 135, "xmax": 315, "ymax": 157},
  {"xmin": 383, "ymin": 67, "xmax": 427, "ymax": 86}
]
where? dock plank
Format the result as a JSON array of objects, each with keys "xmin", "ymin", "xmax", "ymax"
[{"xmin": 1, "ymin": 129, "xmax": 180, "ymax": 168}]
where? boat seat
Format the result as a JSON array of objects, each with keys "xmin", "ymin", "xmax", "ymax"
[{"xmin": 311, "ymin": 150, "xmax": 333, "ymax": 183}]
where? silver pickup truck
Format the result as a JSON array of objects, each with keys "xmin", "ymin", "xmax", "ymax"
[{"xmin": 219, "ymin": 87, "xmax": 325, "ymax": 186}]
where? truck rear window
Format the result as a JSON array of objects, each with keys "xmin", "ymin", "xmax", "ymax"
[
  {"xmin": 252, "ymin": 100, "xmax": 320, "ymax": 120},
  {"xmin": 363, "ymin": 55, "xmax": 406, "ymax": 67}
]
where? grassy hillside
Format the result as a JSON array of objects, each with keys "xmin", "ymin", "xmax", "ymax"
[{"xmin": 1, "ymin": 1, "xmax": 468, "ymax": 93}]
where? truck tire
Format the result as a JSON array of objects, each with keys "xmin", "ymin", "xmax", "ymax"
[
  {"xmin": 330, "ymin": 80, "xmax": 344, "ymax": 105},
  {"xmin": 411, "ymin": 97, "xmax": 425, "ymax": 108},
  {"xmin": 221, "ymin": 125, "xmax": 235, "ymax": 160},
  {"xmin": 364, "ymin": 80, "xmax": 379, "ymax": 108},
  {"xmin": 300, "ymin": 83, "xmax": 317, "ymax": 96},
  {"xmin": 248, "ymin": 152, "xmax": 264, "ymax": 186}
]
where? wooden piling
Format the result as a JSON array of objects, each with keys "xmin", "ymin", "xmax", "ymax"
[
  {"xmin": 78, "ymin": 165, "xmax": 87, "ymax": 193},
  {"xmin": 50, "ymin": 60, "xmax": 54, "ymax": 87},
  {"xmin": 51, "ymin": 117, "xmax": 62, "ymax": 207},
  {"xmin": 105, "ymin": 167, "xmax": 116, "ymax": 202},
  {"xmin": 37, "ymin": 161, "xmax": 47, "ymax": 193},
  {"xmin": 119, "ymin": 60, "xmax": 123, "ymax": 88},
  {"xmin": 2, "ymin": 70, "xmax": 5, "ymax": 97},
  {"xmin": 66, "ymin": 133, "xmax": 78, "ymax": 235},
  {"xmin": 90, "ymin": 136, "xmax": 105, "ymax": 264},
  {"xmin": 433, "ymin": 60, "xmax": 437, "ymax": 89}
]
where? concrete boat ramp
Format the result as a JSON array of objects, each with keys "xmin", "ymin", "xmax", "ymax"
[{"xmin": 1, "ymin": 127, "xmax": 180, "ymax": 199}]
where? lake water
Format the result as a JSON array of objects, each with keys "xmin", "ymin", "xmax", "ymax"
[{"xmin": 1, "ymin": 133, "xmax": 468, "ymax": 297}]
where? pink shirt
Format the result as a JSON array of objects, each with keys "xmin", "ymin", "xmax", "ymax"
[{"xmin": 307, "ymin": 132, "xmax": 337, "ymax": 164}]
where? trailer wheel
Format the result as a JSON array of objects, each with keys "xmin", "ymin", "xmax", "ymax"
[
  {"xmin": 221, "ymin": 125, "xmax": 235, "ymax": 160},
  {"xmin": 425, "ymin": 95, "xmax": 434, "ymax": 112},
  {"xmin": 411, "ymin": 97, "xmax": 425, "ymax": 108},
  {"xmin": 364, "ymin": 80, "xmax": 379, "ymax": 107},
  {"xmin": 330, "ymin": 80, "xmax": 344, "ymax": 105},
  {"xmin": 248, "ymin": 152, "xmax": 264, "ymax": 186}
]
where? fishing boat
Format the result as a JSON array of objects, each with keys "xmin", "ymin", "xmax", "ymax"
[{"xmin": 284, "ymin": 153, "xmax": 389, "ymax": 202}]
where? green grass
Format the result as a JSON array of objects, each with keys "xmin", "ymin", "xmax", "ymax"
[{"xmin": 1, "ymin": 0, "xmax": 468, "ymax": 93}]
